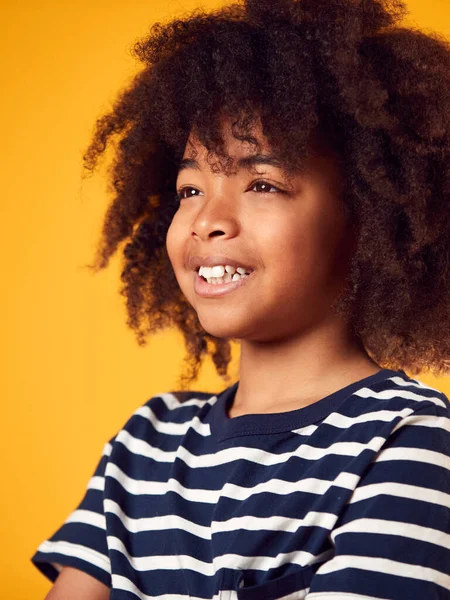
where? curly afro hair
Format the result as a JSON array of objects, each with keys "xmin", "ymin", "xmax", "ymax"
[{"xmin": 82, "ymin": 0, "xmax": 450, "ymax": 389}]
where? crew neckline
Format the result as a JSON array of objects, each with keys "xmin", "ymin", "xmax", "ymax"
[{"xmin": 210, "ymin": 368, "xmax": 405, "ymax": 441}]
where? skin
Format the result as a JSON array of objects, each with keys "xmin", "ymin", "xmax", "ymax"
[{"xmin": 166, "ymin": 117, "xmax": 381, "ymax": 417}]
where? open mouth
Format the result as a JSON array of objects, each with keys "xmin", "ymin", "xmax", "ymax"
[
  {"xmin": 197, "ymin": 266, "xmax": 253, "ymax": 285},
  {"xmin": 197, "ymin": 271, "xmax": 252, "ymax": 285},
  {"xmin": 194, "ymin": 269, "xmax": 255, "ymax": 297}
]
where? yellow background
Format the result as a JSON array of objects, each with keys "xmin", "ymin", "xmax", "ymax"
[{"xmin": 2, "ymin": 0, "xmax": 449, "ymax": 597}]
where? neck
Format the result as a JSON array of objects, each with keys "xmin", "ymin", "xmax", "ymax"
[{"xmin": 232, "ymin": 313, "xmax": 381, "ymax": 417}]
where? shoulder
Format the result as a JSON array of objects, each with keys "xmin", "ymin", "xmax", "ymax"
[
  {"xmin": 354, "ymin": 369, "xmax": 449, "ymax": 416},
  {"xmin": 107, "ymin": 389, "xmax": 219, "ymax": 450},
  {"xmin": 134, "ymin": 388, "xmax": 218, "ymax": 423},
  {"xmin": 330, "ymin": 370, "xmax": 450, "ymax": 457},
  {"xmin": 360, "ymin": 371, "xmax": 450, "ymax": 463}
]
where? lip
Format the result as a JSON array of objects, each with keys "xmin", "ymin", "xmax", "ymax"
[{"xmin": 194, "ymin": 270, "xmax": 254, "ymax": 298}]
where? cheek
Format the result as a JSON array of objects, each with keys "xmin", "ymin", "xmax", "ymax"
[{"xmin": 270, "ymin": 214, "xmax": 335, "ymax": 290}]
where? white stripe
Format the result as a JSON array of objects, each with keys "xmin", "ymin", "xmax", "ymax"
[
  {"xmin": 114, "ymin": 429, "xmax": 389, "ymax": 467},
  {"xmin": 87, "ymin": 475, "xmax": 104, "ymax": 491},
  {"xmin": 64, "ymin": 509, "xmax": 106, "ymax": 530},
  {"xmin": 292, "ymin": 423, "xmax": 319, "ymax": 435},
  {"xmin": 349, "ymin": 480, "xmax": 450, "ymax": 509},
  {"xmin": 389, "ymin": 412, "xmax": 450, "ymax": 435},
  {"xmin": 278, "ymin": 589, "xmax": 309, "ymax": 600},
  {"xmin": 396, "ymin": 413, "xmax": 450, "ymax": 433},
  {"xmin": 355, "ymin": 385, "xmax": 447, "ymax": 409},
  {"xmin": 36, "ymin": 540, "xmax": 110, "ymax": 573},
  {"xmin": 105, "ymin": 462, "xmax": 219, "ymax": 501},
  {"xmin": 103, "ymin": 442, "xmax": 113, "ymax": 456},
  {"xmin": 156, "ymin": 392, "xmax": 208, "ymax": 410},
  {"xmin": 307, "ymin": 593, "xmax": 391, "ymax": 599},
  {"xmin": 104, "ymin": 499, "xmax": 211, "ymax": 539},
  {"xmin": 316, "ymin": 554, "xmax": 450, "ymax": 589},
  {"xmin": 107, "ymin": 535, "xmax": 332, "ymax": 574},
  {"xmin": 108, "ymin": 535, "xmax": 214, "ymax": 573},
  {"xmin": 211, "ymin": 511, "xmax": 339, "ymax": 535},
  {"xmin": 320, "ymin": 408, "xmax": 415, "ymax": 429},
  {"xmin": 115, "ymin": 429, "xmax": 179, "ymax": 462},
  {"xmin": 375, "ymin": 446, "xmax": 450, "ymax": 471},
  {"xmin": 330, "ymin": 517, "xmax": 450, "ymax": 549},
  {"xmin": 105, "ymin": 461, "xmax": 360, "ymax": 502},
  {"xmin": 132, "ymin": 406, "xmax": 211, "ymax": 437},
  {"xmin": 215, "ymin": 549, "xmax": 332, "ymax": 573},
  {"xmin": 224, "ymin": 586, "xmax": 310, "ymax": 600},
  {"xmin": 156, "ymin": 391, "xmax": 217, "ymax": 412},
  {"xmin": 155, "ymin": 392, "xmax": 184, "ymax": 411},
  {"xmin": 292, "ymin": 438, "xmax": 388, "ymax": 461},
  {"xmin": 112, "ymin": 573, "xmax": 220, "ymax": 600},
  {"xmin": 386, "ymin": 375, "xmax": 447, "ymax": 395}
]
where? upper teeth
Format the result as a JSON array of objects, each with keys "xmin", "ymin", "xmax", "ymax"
[{"xmin": 199, "ymin": 265, "xmax": 251, "ymax": 278}]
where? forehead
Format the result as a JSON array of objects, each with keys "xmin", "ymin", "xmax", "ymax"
[
  {"xmin": 176, "ymin": 115, "xmax": 342, "ymax": 185},
  {"xmin": 178, "ymin": 118, "xmax": 293, "ymax": 177}
]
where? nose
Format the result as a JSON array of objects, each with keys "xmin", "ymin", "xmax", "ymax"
[{"xmin": 191, "ymin": 192, "xmax": 239, "ymax": 241}]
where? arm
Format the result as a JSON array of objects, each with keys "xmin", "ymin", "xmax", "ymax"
[
  {"xmin": 44, "ymin": 566, "xmax": 109, "ymax": 599},
  {"xmin": 31, "ymin": 437, "xmax": 116, "ymax": 590}
]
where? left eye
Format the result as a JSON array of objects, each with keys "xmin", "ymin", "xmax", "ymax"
[{"xmin": 250, "ymin": 180, "xmax": 283, "ymax": 194}]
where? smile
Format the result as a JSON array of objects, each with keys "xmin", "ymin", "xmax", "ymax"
[{"xmin": 194, "ymin": 270, "xmax": 254, "ymax": 298}]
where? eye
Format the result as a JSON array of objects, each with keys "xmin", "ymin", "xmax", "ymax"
[
  {"xmin": 249, "ymin": 180, "xmax": 285, "ymax": 194},
  {"xmin": 175, "ymin": 186, "xmax": 203, "ymax": 202}
]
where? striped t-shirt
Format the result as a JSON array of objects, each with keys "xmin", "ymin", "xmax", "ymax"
[{"xmin": 31, "ymin": 368, "xmax": 450, "ymax": 599}]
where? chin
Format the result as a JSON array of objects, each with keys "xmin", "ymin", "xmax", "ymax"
[
  {"xmin": 199, "ymin": 325, "xmax": 242, "ymax": 340},
  {"xmin": 197, "ymin": 317, "xmax": 253, "ymax": 341}
]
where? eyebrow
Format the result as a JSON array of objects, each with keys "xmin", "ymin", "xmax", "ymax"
[{"xmin": 177, "ymin": 153, "xmax": 284, "ymax": 173}]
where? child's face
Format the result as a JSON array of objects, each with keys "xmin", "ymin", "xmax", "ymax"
[{"xmin": 166, "ymin": 118, "xmax": 356, "ymax": 342}]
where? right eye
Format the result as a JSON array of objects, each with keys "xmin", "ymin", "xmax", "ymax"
[{"xmin": 176, "ymin": 186, "xmax": 203, "ymax": 201}]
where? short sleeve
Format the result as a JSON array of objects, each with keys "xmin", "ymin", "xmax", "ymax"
[
  {"xmin": 307, "ymin": 400, "xmax": 450, "ymax": 600},
  {"xmin": 31, "ymin": 434, "xmax": 116, "ymax": 589}
]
